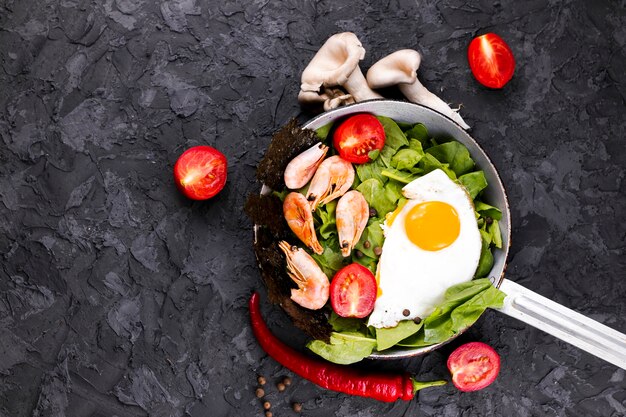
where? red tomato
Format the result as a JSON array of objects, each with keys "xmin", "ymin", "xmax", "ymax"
[
  {"xmin": 467, "ymin": 33, "xmax": 515, "ymax": 89},
  {"xmin": 447, "ymin": 342, "xmax": 500, "ymax": 392},
  {"xmin": 174, "ymin": 146, "xmax": 227, "ymax": 200},
  {"xmin": 330, "ymin": 263, "xmax": 377, "ymax": 318},
  {"xmin": 333, "ymin": 114, "xmax": 385, "ymax": 164}
]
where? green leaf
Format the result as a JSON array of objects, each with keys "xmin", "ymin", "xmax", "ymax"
[
  {"xmin": 307, "ymin": 331, "xmax": 376, "ymax": 364},
  {"xmin": 474, "ymin": 230, "xmax": 495, "ymax": 278},
  {"xmin": 458, "ymin": 171, "xmax": 488, "ymax": 199},
  {"xmin": 418, "ymin": 153, "xmax": 457, "ymax": 180},
  {"xmin": 405, "ymin": 123, "xmax": 429, "ymax": 146},
  {"xmin": 356, "ymin": 178, "xmax": 397, "ymax": 218},
  {"xmin": 356, "ymin": 157, "xmax": 388, "ymax": 185},
  {"xmin": 377, "ymin": 116, "xmax": 409, "ymax": 150},
  {"xmin": 449, "ymin": 285, "xmax": 505, "ymax": 330},
  {"xmin": 426, "ymin": 141, "xmax": 475, "ymax": 176},
  {"xmin": 272, "ymin": 189, "xmax": 289, "ymax": 201},
  {"xmin": 408, "ymin": 138, "xmax": 425, "ymax": 154},
  {"xmin": 384, "ymin": 180, "xmax": 404, "ymax": 205},
  {"xmin": 311, "ymin": 237, "xmax": 344, "ymax": 277},
  {"xmin": 381, "ymin": 168, "xmax": 418, "ymax": 184},
  {"xmin": 315, "ymin": 200, "xmax": 337, "ymax": 239},
  {"xmin": 488, "ymin": 219, "xmax": 502, "ymax": 249},
  {"xmin": 352, "ymin": 255, "xmax": 378, "ymax": 274},
  {"xmin": 474, "ymin": 200, "xmax": 502, "ymax": 221},
  {"xmin": 315, "ymin": 122, "xmax": 333, "ymax": 141},
  {"xmin": 368, "ymin": 149, "xmax": 380, "ymax": 160},
  {"xmin": 375, "ymin": 320, "xmax": 424, "ymax": 351},
  {"xmin": 329, "ymin": 312, "xmax": 365, "ymax": 332},
  {"xmin": 354, "ymin": 219, "xmax": 384, "ymax": 259},
  {"xmin": 398, "ymin": 279, "xmax": 501, "ymax": 347},
  {"xmin": 391, "ymin": 148, "xmax": 423, "ymax": 171}
]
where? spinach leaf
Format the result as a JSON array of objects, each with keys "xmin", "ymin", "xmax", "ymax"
[
  {"xmin": 356, "ymin": 178, "xmax": 397, "ymax": 218},
  {"xmin": 488, "ymin": 220, "xmax": 502, "ymax": 249},
  {"xmin": 353, "ymin": 254, "xmax": 378, "ymax": 274},
  {"xmin": 398, "ymin": 279, "xmax": 503, "ymax": 347},
  {"xmin": 391, "ymin": 148, "xmax": 423, "ymax": 171},
  {"xmin": 382, "ymin": 168, "xmax": 418, "ymax": 184},
  {"xmin": 426, "ymin": 142, "xmax": 475, "ymax": 177},
  {"xmin": 377, "ymin": 116, "xmax": 409, "ymax": 150},
  {"xmin": 356, "ymin": 157, "xmax": 388, "ymax": 185},
  {"xmin": 405, "ymin": 123, "xmax": 429, "ymax": 146},
  {"xmin": 458, "ymin": 171, "xmax": 488, "ymax": 199},
  {"xmin": 450, "ymin": 285, "xmax": 506, "ymax": 330},
  {"xmin": 474, "ymin": 200, "xmax": 502, "ymax": 221},
  {"xmin": 474, "ymin": 230, "xmax": 495, "ymax": 278},
  {"xmin": 384, "ymin": 180, "xmax": 404, "ymax": 205},
  {"xmin": 418, "ymin": 153, "xmax": 457, "ymax": 179},
  {"xmin": 307, "ymin": 331, "xmax": 377, "ymax": 364},
  {"xmin": 311, "ymin": 236, "xmax": 344, "ymax": 277},
  {"xmin": 368, "ymin": 149, "xmax": 380, "ymax": 160},
  {"xmin": 408, "ymin": 138, "xmax": 425, "ymax": 154},
  {"xmin": 315, "ymin": 122, "xmax": 333, "ymax": 141},
  {"xmin": 375, "ymin": 320, "xmax": 424, "ymax": 351},
  {"xmin": 329, "ymin": 312, "xmax": 365, "ymax": 332},
  {"xmin": 354, "ymin": 219, "xmax": 384, "ymax": 259},
  {"xmin": 315, "ymin": 200, "xmax": 337, "ymax": 239}
]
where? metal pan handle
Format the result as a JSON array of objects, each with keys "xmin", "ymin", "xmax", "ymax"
[{"xmin": 496, "ymin": 279, "xmax": 626, "ymax": 369}]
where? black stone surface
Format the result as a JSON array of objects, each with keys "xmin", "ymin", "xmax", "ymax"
[{"xmin": 1, "ymin": 0, "xmax": 625, "ymax": 416}]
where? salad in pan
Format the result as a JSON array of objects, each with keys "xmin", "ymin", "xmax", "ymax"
[{"xmin": 246, "ymin": 113, "xmax": 505, "ymax": 365}]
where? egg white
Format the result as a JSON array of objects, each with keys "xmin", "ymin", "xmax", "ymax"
[{"xmin": 367, "ymin": 169, "xmax": 482, "ymax": 329}]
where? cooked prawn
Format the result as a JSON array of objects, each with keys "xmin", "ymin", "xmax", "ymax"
[
  {"xmin": 278, "ymin": 241, "xmax": 330, "ymax": 310},
  {"xmin": 336, "ymin": 190, "xmax": 369, "ymax": 257},
  {"xmin": 306, "ymin": 155, "xmax": 354, "ymax": 211},
  {"xmin": 284, "ymin": 142, "xmax": 329, "ymax": 189},
  {"xmin": 283, "ymin": 192, "xmax": 323, "ymax": 255}
]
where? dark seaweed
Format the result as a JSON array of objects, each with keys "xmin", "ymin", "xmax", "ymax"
[
  {"xmin": 253, "ymin": 226, "xmax": 332, "ymax": 341},
  {"xmin": 244, "ymin": 194, "xmax": 289, "ymax": 240},
  {"xmin": 256, "ymin": 118, "xmax": 320, "ymax": 190}
]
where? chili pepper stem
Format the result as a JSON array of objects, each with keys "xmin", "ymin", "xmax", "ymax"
[{"xmin": 412, "ymin": 378, "xmax": 447, "ymax": 393}]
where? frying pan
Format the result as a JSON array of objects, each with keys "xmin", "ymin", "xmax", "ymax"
[{"xmin": 260, "ymin": 99, "xmax": 626, "ymax": 369}]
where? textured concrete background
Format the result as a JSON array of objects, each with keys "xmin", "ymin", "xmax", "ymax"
[{"xmin": 1, "ymin": 0, "xmax": 625, "ymax": 416}]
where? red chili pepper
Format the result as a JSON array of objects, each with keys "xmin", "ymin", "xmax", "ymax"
[{"xmin": 249, "ymin": 292, "xmax": 446, "ymax": 402}]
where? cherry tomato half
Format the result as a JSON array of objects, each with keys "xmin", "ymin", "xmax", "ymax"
[
  {"xmin": 174, "ymin": 146, "xmax": 227, "ymax": 200},
  {"xmin": 333, "ymin": 114, "xmax": 386, "ymax": 164},
  {"xmin": 467, "ymin": 33, "xmax": 515, "ymax": 89},
  {"xmin": 447, "ymin": 342, "xmax": 500, "ymax": 392},
  {"xmin": 330, "ymin": 263, "xmax": 377, "ymax": 318}
]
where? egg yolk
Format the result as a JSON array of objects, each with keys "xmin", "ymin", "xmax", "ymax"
[{"xmin": 405, "ymin": 201, "xmax": 460, "ymax": 251}]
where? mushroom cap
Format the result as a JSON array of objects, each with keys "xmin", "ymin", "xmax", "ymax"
[
  {"xmin": 299, "ymin": 32, "xmax": 366, "ymax": 93},
  {"xmin": 366, "ymin": 49, "xmax": 422, "ymax": 89}
]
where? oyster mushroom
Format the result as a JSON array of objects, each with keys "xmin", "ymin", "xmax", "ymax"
[
  {"xmin": 298, "ymin": 32, "xmax": 381, "ymax": 111},
  {"xmin": 366, "ymin": 49, "xmax": 470, "ymax": 130}
]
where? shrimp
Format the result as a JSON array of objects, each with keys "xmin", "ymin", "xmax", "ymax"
[
  {"xmin": 283, "ymin": 192, "xmax": 323, "ymax": 254},
  {"xmin": 306, "ymin": 155, "xmax": 354, "ymax": 211},
  {"xmin": 278, "ymin": 241, "xmax": 330, "ymax": 310},
  {"xmin": 284, "ymin": 142, "xmax": 329, "ymax": 189},
  {"xmin": 336, "ymin": 190, "xmax": 369, "ymax": 257}
]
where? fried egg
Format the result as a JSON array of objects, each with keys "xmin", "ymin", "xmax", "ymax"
[{"xmin": 367, "ymin": 169, "xmax": 482, "ymax": 329}]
